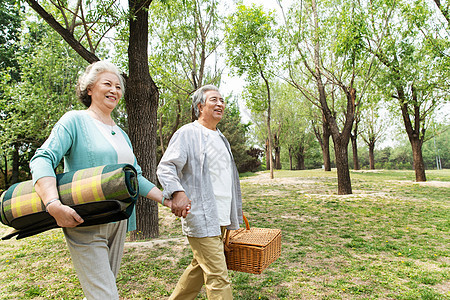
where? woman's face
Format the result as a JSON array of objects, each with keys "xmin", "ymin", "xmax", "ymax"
[{"xmin": 88, "ymin": 72, "xmax": 123, "ymax": 111}]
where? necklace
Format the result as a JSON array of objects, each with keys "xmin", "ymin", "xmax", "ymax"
[{"xmin": 89, "ymin": 109, "xmax": 116, "ymax": 135}]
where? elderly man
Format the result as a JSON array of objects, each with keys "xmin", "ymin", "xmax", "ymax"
[{"xmin": 157, "ymin": 85, "xmax": 243, "ymax": 300}]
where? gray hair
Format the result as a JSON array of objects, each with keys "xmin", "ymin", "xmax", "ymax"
[
  {"xmin": 76, "ymin": 61, "xmax": 125, "ymax": 107},
  {"xmin": 192, "ymin": 84, "xmax": 220, "ymax": 118}
]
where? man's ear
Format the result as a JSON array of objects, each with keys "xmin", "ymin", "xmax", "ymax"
[{"xmin": 197, "ymin": 103, "xmax": 203, "ymax": 114}]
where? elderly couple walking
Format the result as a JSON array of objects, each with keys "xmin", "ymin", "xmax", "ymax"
[{"xmin": 30, "ymin": 61, "xmax": 243, "ymax": 299}]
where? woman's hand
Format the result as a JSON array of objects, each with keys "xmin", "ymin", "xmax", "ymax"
[
  {"xmin": 162, "ymin": 198, "xmax": 191, "ymax": 218},
  {"xmin": 162, "ymin": 198, "xmax": 173, "ymax": 209},
  {"xmin": 47, "ymin": 201, "xmax": 84, "ymax": 227},
  {"xmin": 146, "ymin": 187, "xmax": 191, "ymax": 217},
  {"xmin": 34, "ymin": 176, "xmax": 84, "ymax": 228}
]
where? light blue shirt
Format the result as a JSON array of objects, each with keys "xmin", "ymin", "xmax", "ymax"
[
  {"xmin": 157, "ymin": 121, "xmax": 243, "ymax": 238},
  {"xmin": 30, "ymin": 110, "xmax": 155, "ymax": 231}
]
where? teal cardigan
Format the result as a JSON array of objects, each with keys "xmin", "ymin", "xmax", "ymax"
[{"xmin": 30, "ymin": 110, "xmax": 155, "ymax": 231}]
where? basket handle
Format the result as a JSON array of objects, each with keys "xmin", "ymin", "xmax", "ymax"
[
  {"xmin": 223, "ymin": 213, "xmax": 250, "ymax": 251},
  {"xmin": 224, "ymin": 229, "xmax": 231, "ymax": 251},
  {"xmin": 243, "ymin": 214, "xmax": 250, "ymax": 230}
]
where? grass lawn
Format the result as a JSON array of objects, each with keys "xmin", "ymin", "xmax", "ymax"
[{"xmin": 0, "ymin": 169, "xmax": 449, "ymax": 299}]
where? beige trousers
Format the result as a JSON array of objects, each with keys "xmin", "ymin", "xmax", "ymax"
[{"xmin": 169, "ymin": 229, "xmax": 233, "ymax": 300}]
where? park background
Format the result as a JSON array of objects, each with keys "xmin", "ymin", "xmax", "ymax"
[{"xmin": 0, "ymin": 0, "xmax": 449, "ymax": 298}]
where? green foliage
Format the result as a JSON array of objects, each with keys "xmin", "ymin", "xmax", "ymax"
[
  {"xmin": 0, "ymin": 0, "xmax": 21, "ymax": 81},
  {"xmin": 225, "ymin": 4, "xmax": 278, "ymax": 174},
  {"xmin": 148, "ymin": 0, "xmax": 222, "ymax": 90},
  {"xmin": 353, "ymin": 125, "xmax": 449, "ymax": 170},
  {"xmin": 0, "ymin": 16, "xmax": 86, "ymax": 189},
  {"xmin": 225, "ymin": 3, "xmax": 276, "ymax": 80},
  {"xmin": 148, "ymin": 0, "xmax": 224, "ymax": 150},
  {"xmin": 4, "ymin": 0, "xmax": 449, "ymax": 188},
  {"xmin": 329, "ymin": 1, "xmax": 369, "ymax": 69},
  {"xmin": 368, "ymin": 0, "xmax": 450, "ymax": 135},
  {"xmin": 422, "ymin": 125, "xmax": 450, "ymax": 169},
  {"xmin": 0, "ymin": 2, "xmax": 23, "ymax": 186},
  {"xmin": 245, "ymin": 81, "xmax": 322, "ymax": 171},
  {"xmin": 219, "ymin": 99, "xmax": 260, "ymax": 173},
  {"xmin": 242, "ymin": 81, "xmax": 268, "ymax": 113}
]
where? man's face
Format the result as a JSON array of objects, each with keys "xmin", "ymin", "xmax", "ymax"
[{"xmin": 199, "ymin": 90, "xmax": 225, "ymax": 123}]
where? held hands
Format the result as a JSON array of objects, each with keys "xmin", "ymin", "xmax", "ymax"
[
  {"xmin": 169, "ymin": 191, "xmax": 191, "ymax": 218},
  {"xmin": 46, "ymin": 201, "xmax": 84, "ymax": 227}
]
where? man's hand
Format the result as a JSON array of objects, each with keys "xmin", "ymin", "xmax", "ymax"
[
  {"xmin": 47, "ymin": 201, "xmax": 84, "ymax": 227},
  {"xmin": 171, "ymin": 191, "xmax": 191, "ymax": 218}
]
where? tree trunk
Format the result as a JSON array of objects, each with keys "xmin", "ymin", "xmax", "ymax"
[
  {"xmin": 397, "ymin": 85, "xmax": 427, "ymax": 182},
  {"xmin": 433, "ymin": 0, "xmax": 450, "ymax": 23},
  {"xmin": 265, "ymin": 89, "xmax": 274, "ymax": 179},
  {"xmin": 127, "ymin": 0, "xmax": 159, "ymax": 240},
  {"xmin": 322, "ymin": 120, "xmax": 331, "ymax": 171},
  {"xmin": 158, "ymin": 116, "xmax": 165, "ymax": 155},
  {"xmin": 274, "ymin": 134, "xmax": 281, "ymax": 170},
  {"xmin": 2, "ymin": 155, "xmax": 8, "ymax": 188},
  {"xmin": 375, "ymin": 52, "xmax": 427, "ymax": 182},
  {"xmin": 289, "ymin": 147, "xmax": 293, "ymax": 170},
  {"xmin": 351, "ymin": 134, "xmax": 359, "ymax": 170},
  {"xmin": 368, "ymin": 141, "xmax": 375, "ymax": 170},
  {"xmin": 312, "ymin": 116, "xmax": 331, "ymax": 171},
  {"xmin": 351, "ymin": 116, "xmax": 360, "ymax": 170},
  {"xmin": 265, "ymin": 138, "xmax": 271, "ymax": 171},
  {"xmin": 311, "ymin": 0, "xmax": 353, "ymax": 194},
  {"xmin": 296, "ymin": 155, "xmax": 305, "ymax": 170},
  {"xmin": 333, "ymin": 137, "xmax": 352, "ymax": 194},
  {"xmin": 411, "ymin": 139, "xmax": 426, "ymax": 181},
  {"xmin": 320, "ymin": 82, "xmax": 354, "ymax": 194},
  {"xmin": 274, "ymin": 147, "xmax": 281, "ymax": 169},
  {"xmin": 295, "ymin": 144, "xmax": 305, "ymax": 170}
]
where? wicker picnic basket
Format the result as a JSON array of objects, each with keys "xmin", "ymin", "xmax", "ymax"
[{"xmin": 223, "ymin": 215, "xmax": 281, "ymax": 274}]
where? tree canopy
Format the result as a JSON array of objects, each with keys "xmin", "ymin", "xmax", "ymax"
[{"xmin": 1, "ymin": 0, "xmax": 449, "ymax": 196}]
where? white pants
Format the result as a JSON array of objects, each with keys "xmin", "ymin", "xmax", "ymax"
[{"xmin": 63, "ymin": 220, "xmax": 127, "ymax": 300}]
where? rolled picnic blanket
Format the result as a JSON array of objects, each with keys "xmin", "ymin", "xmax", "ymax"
[{"xmin": 0, "ymin": 164, "xmax": 139, "ymax": 240}]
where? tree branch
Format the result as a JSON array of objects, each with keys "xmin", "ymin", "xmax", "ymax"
[{"xmin": 26, "ymin": 0, "xmax": 99, "ymax": 63}]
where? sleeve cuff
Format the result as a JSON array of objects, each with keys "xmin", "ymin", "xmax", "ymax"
[{"xmin": 138, "ymin": 175, "xmax": 156, "ymax": 197}]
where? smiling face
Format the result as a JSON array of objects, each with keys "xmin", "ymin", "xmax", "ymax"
[
  {"xmin": 87, "ymin": 71, "xmax": 123, "ymax": 112},
  {"xmin": 197, "ymin": 90, "xmax": 225, "ymax": 130}
]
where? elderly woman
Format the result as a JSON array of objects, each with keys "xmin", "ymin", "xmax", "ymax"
[{"xmin": 30, "ymin": 61, "xmax": 178, "ymax": 299}]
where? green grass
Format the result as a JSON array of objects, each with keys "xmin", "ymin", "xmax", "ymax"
[{"xmin": 0, "ymin": 168, "xmax": 449, "ymax": 299}]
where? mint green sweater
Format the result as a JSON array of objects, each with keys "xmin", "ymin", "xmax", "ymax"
[{"xmin": 30, "ymin": 110, "xmax": 155, "ymax": 231}]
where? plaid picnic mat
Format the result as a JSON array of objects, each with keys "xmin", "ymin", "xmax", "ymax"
[{"xmin": 0, "ymin": 164, "xmax": 139, "ymax": 239}]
